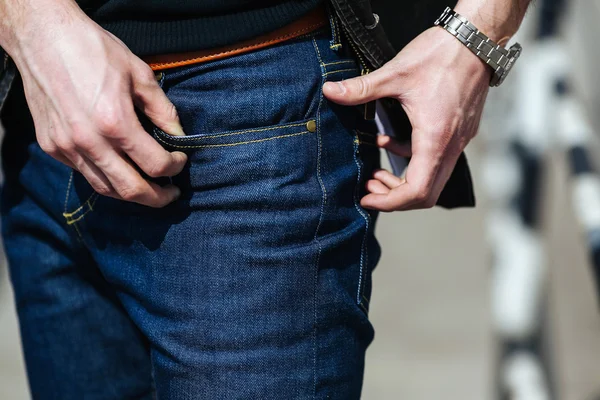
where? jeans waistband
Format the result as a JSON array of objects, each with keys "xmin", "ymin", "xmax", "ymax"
[{"xmin": 141, "ymin": 5, "xmax": 328, "ymax": 72}]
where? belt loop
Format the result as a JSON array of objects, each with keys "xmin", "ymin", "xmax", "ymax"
[{"xmin": 326, "ymin": 3, "xmax": 342, "ymax": 51}]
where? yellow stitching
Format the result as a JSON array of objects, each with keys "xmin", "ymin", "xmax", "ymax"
[
  {"xmin": 321, "ymin": 60, "xmax": 355, "ymax": 67},
  {"xmin": 73, "ymin": 223, "xmax": 83, "ymax": 239},
  {"xmin": 333, "ymin": 12, "xmax": 342, "ymax": 49},
  {"xmin": 63, "ymin": 192, "xmax": 97, "ymax": 218},
  {"xmin": 63, "ymin": 192, "xmax": 99, "ymax": 218},
  {"xmin": 312, "ymin": 37, "xmax": 328, "ymax": 205},
  {"xmin": 323, "ymin": 68, "xmax": 357, "ymax": 76},
  {"xmin": 65, "ymin": 195, "xmax": 98, "ymax": 225},
  {"xmin": 155, "ymin": 130, "xmax": 311, "ymax": 149},
  {"xmin": 362, "ymin": 295, "xmax": 370, "ymax": 305},
  {"xmin": 310, "ymin": 36, "xmax": 328, "ymax": 388},
  {"xmin": 313, "ymin": 37, "xmax": 323, "ymax": 65},
  {"xmin": 353, "ymin": 130, "xmax": 372, "ymax": 308},
  {"xmin": 329, "ymin": 44, "xmax": 343, "ymax": 50},
  {"xmin": 66, "ymin": 209, "xmax": 91, "ymax": 225},
  {"xmin": 63, "ymin": 170, "xmax": 74, "ymax": 214},
  {"xmin": 157, "ymin": 121, "xmax": 310, "ymax": 142}
]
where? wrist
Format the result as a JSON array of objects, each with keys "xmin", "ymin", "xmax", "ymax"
[
  {"xmin": 0, "ymin": 0, "xmax": 83, "ymax": 59},
  {"xmin": 440, "ymin": 29, "xmax": 493, "ymax": 80},
  {"xmin": 454, "ymin": 0, "xmax": 527, "ymax": 45}
]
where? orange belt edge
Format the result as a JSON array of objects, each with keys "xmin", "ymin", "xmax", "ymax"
[{"xmin": 143, "ymin": 6, "xmax": 328, "ymax": 71}]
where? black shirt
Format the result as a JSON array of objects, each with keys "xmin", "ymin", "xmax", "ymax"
[{"xmin": 79, "ymin": 0, "xmax": 323, "ymax": 56}]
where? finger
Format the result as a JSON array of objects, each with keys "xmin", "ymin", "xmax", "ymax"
[
  {"xmin": 400, "ymin": 151, "xmax": 460, "ymax": 211},
  {"xmin": 49, "ymin": 152, "xmax": 77, "ymax": 170},
  {"xmin": 361, "ymin": 152, "xmax": 440, "ymax": 211},
  {"xmin": 372, "ymin": 169, "xmax": 404, "ymax": 189},
  {"xmin": 322, "ymin": 65, "xmax": 399, "ymax": 106},
  {"xmin": 91, "ymin": 149, "xmax": 181, "ymax": 207},
  {"xmin": 131, "ymin": 63, "xmax": 185, "ymax": 136},
  {"xmin": 119, "ymin": 114, "xmax": 188, "ymax": 178},
  {"xmin": 366, "ymin": 179, "xmax": 390, "ymax": 194},
  {"xmin": 360, "ymin": 192, "xmax": 394, "ymax": 212},
  {"xmin": 70, "ymin": 154, "xmax": 117, "ymax": 197},
  {"xmin": 376, "ymin": 135, "xmax": 412, "ymax": 157}
]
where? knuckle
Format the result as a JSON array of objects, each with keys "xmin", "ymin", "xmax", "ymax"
[
  {"xmin": 118, "ymin": 183, "xmax": 144, "ymax": 201},
  {"xmin": 70, "ymin": 127, "xmax": 94, "ymax": 151},
  {"xmin": 138, "ymin": 65, "xmax": 156, "ymax": 85},
  {"xmin": 37, "ymin": 137, "xmax": 57, "ymax": 155},
  {"xmin": 55, "ymin": 136, "xmax": 76, "ymax": 153},
  {"xmin": 413, "ymin": 186, "xmax": 431, "ymax": 204},
  {"xmin": 146, "ymin": 159, "xmax": 170, "ymax": 178},
  {"xmin": 164, "ymin": 102, "xmax": 179, "ymax": 122},
  {"xmin": 93, "ymin": 106, "xmax": 124, "ymax": 138},
  {"xmin": 92, "ymin": 184, "xmax": 113, "ymax": 197},
  {"xmin": 355, "ymin": 77, "xmax": 371, "ymax": 98}
]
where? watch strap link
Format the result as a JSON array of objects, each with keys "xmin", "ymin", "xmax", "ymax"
[{"xmin": 434, "ymin": 7, "xmax": 522, "ymax": 86}]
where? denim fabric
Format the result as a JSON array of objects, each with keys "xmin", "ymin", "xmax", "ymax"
[{"xmin": 1, "ymin": 21, "xmax": 381, "ymax": 400}]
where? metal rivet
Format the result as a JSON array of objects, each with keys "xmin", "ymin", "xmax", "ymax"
[
  {"xmin": 306, "ymin": 120, "xmax": 317, "ymax": 132},
  {"xmin": 155, "ymin": 71, "xmax": 164, "ymax": 81},
  {"xmin": 365, "ymin": 13, "xmax": 380, "ymax": 30}
]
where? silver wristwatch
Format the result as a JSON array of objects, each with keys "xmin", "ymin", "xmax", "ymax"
[{"xmin": 434, "ymin": 7, "xmax": 522, "ymax": 87}]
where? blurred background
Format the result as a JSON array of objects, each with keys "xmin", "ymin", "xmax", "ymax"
[{"xmin": 2, "ymin": 0, "xmax": 600, "ymax": 399}]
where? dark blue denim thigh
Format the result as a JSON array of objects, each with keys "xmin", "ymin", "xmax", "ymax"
[{"xmin": 1, "ymin": 26, "xmax": 381, "ymax": 400}]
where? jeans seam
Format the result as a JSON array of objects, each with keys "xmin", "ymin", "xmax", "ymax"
[
  {"xmin": 62, "ymin": 169, "xmax": 84, "ymax": 240},
  {"xmin": 311, "ymin": 36, "xmax": 328, "ymax": 400},
  {"xmin": 155, "ymin": 120, "xmax": 310, "ymax": 142},
  {"xmin": 63, "ymin": 191, "xmax": 98, "ymax": 218},
  {"xmin": 62, "ymin": 171, "xmax": 99, "ymax": 240},
  {"xmin": 323, "ymin": 68, "xmax": 357, "ymax": 77},
  {"xmin": 63, "ymin": 169, "xmax": 74, "ymax": 214},
  {"xmin": 321, "ymin": 60, "xmax": 355, "ymax": 68},
  {"xmin": 72, "ymin": 221, "xmax": 83, "ymax": 241},
  {"xmin": 327, "ymin": 4, "xmax": 343, "ymax": 51},
  {"xmin": 63, "ymin": 194, "xmax": 99, "ymax": 225},
  {"xmin": 353, "ymin": 131, "xmax": 371, "ymax": 314},
  {"xmin": 154, "ymin": 130, "xmax": 311, "ymax": 149}
]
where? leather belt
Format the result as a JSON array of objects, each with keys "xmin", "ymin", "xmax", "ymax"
[{"xmin": 143, "ymin": 6, "xmax": 328, "ymax": 71}]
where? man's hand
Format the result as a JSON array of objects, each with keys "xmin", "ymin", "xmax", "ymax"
[
  {"xmin": 323, "ymin": 27, "xmax": 491, "ymax": 211},
  {"xmin": 323, "ymin": 0, "xmax": 530, "ymax": 212},
  {"xmin": 1, "ymin": 0, "xmax": 187, "ymax": 207}
]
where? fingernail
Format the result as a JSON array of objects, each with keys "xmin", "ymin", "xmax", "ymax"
[
  {"xmin": 324, "ymin": 81, "xmax": 346, "ymax": 96},
  {"xmin": 167, "ymin": 123, "xmax": 185, "ymax": 137},
  {"xmin": 173, "ymin": 187, "xmax": 181, "ymax": 200}
]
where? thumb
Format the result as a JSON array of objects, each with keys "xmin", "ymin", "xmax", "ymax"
[
  {"xmin": 132, "ymin": 67, "xmax": 185, "ymax": 136},
  {"xmin": 322, "ymin": 65, "xmax": 397, "ymax": 106}
]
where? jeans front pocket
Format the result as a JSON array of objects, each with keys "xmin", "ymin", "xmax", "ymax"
[{"xmin": 152, "ymin": 119, "xmax": 317, "ymax": 151}]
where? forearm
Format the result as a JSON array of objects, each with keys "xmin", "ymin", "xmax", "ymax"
[
  {"xmin": 455, "ymin": 0, "xmax": 532, "ymax": 44},
  {"xmin": 0, "ymin": 0, "xmax": 81, "ymax": 57}
]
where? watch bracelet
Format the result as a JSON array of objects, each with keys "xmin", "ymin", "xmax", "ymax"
[{"xmin": 434, "ymin": 7, "xmax": 519, "ymax": 86}]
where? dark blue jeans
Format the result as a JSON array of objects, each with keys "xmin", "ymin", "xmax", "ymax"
[{"xmin": 0, "ymin": 23, "xmax": 381, "ymax": 399}]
